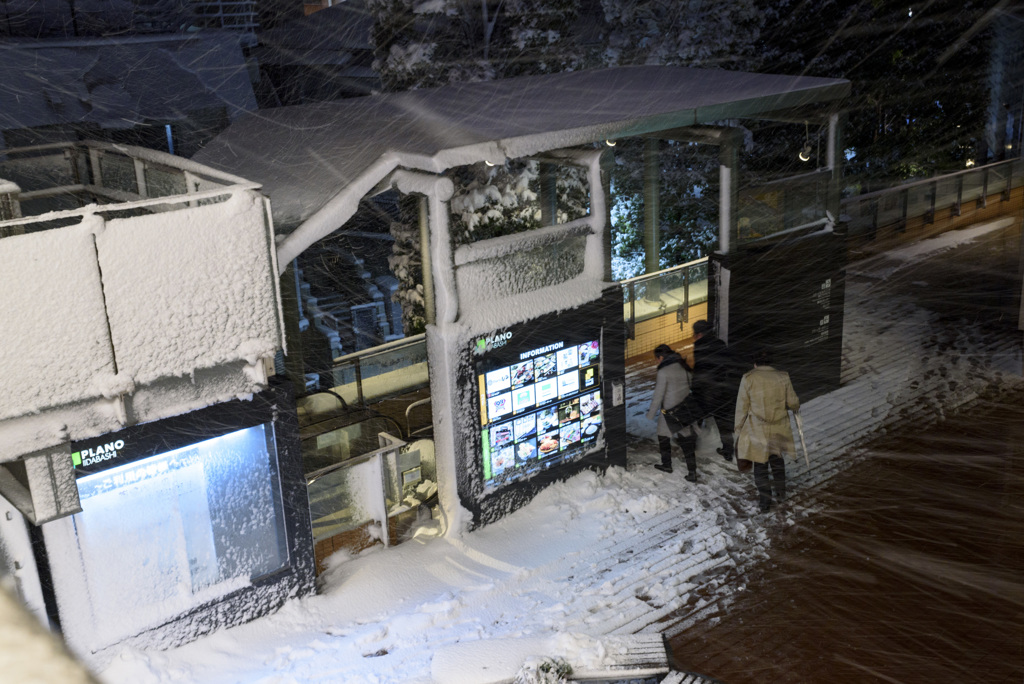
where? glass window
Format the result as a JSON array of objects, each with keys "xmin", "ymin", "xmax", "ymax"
[{"xmin": 70, "ymin": 423, "xmax": 287, "ymax": 642}]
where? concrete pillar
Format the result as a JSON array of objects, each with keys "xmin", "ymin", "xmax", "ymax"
[
  {"xmin": 279, "ymin": 262, "xmax": 308, "ymax": 396},
  {"xmin": 719, "ymin": 136, "xmax": 739, "ymax": 254},
  {"xmin": 826, "ymin": 111, "xmax": 845, "ymax": 223},
  {"xmin": 600, "ymin": 148, "xmax": 615, "ymax": 283},
  {"xmin": 418, "ymin": 194, "xmax": 435, "ymax": 326},
  {"xmin": 643, "ymin": 138, "xmax": 660, "ymax": 298}
]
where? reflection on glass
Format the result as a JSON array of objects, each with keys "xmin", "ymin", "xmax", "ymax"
[{"xmin": 72, "ymin": 424, "xmax": 287, "ymax": 642}]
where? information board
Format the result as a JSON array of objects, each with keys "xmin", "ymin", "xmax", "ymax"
[{"xmin": 475, "ymin": 333, "xmax": 603, "ymax": 487}]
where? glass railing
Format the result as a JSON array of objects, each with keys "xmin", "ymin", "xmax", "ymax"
[
  {"xmin": 620, "ymin": 257, "xmax": 709, "ymax": 339},
  {"xmin": 842, "ymin": 157, "xmax": 1024, "ymax": 239},
  {"xmin": 737, "ymin": 169, "xmax": 831, "ymax": 244},
  {"xmin": 305, "ymin": 432, "xmax": 437, "ymax": 547},
  {"xmin": 307, "ymin": 446, "xmax": 391, "ymax": 545},
  {"xmin": 328, "ymin": 334, "xmax": 429, "ymax": 407},
  {"xmin": 299, "ymin": 411, "xmax": 400, "ymax": 473}
]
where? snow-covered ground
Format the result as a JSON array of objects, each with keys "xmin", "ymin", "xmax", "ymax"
[{"xmin": 94, "ymin": 218, "xmax": 1022, "ymax": 684}]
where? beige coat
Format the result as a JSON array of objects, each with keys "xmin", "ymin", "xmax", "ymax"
[{"xmin": 734, "ymin": 365, "xmax": 800, "ymax": 463}]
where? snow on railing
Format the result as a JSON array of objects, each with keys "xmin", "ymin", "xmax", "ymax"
[{"xmin": 0, "ymin": 140, "xmax": 259, "ymax": 237}]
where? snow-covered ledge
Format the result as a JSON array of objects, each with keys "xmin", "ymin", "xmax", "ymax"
[{"xmin": 0, "ymin": 189, "xmax": 284, "ymax": 464}]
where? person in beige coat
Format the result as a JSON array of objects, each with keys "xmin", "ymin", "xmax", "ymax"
[
  {"xmin": 734, "ymin": 348, "xmax": 800, "ymax": 512},
  {"xmin": 646, "ymin": 344, "xmax": 698, "ymax": 481}
]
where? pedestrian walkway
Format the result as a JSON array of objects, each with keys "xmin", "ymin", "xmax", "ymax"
[{"xmin": 619, "ymin": 217, "xmax": 1022, "ymax": 640}]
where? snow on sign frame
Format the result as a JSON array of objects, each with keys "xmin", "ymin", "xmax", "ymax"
[{"xmin": 451, "ymin": 286, "xmax": 628, "ymax": 528}]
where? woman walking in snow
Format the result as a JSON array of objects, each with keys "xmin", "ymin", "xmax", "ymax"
[
  {"xmin": 734, "ymin": 348, "xmax": 801, "ymax": 513},
  {"xmin": 646, "ymin": 344, "xmax": 698, "ymax": 482}
]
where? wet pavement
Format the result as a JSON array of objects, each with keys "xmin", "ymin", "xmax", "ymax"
[{"xmin": 668, "ymin": 385, "xmax": 1024, "ymax": 683}]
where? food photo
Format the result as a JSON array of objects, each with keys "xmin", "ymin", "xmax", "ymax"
[{"xmin": 538, "ymin": 432, "xmax": 559, "ymax": 455}]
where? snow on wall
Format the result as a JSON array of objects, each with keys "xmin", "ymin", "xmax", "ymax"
[
  {"xmin": 0, "ymin": 190, "xmax": 284, "ymax": 462},
  {"xmin": 451, "ymin": 150, "xmax": 610, "ymax": 336},
  {"xmin": 0, "ymin": 492, "xmax": 47, "ymax": 626},
  {"xmin": 0, "ymin": 222, "xmax": 115, "ymax": 421},
  {"xmin": 431, "ymin": 150, "xmax": 615, "ymax": 530},
  {"xmin": 98, "ymin": 192, "xmax": 281, "ymax": 384},
  {"xmin": 0, "ymin": 401, "xmax": 126, "ymax": 466}
]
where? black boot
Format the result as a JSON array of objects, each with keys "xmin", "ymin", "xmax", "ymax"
[
  {"xmin": 678, "ymin": 432, "xmax": 697, "ymax": 482},
  {"xmin": 754, "ymin": 461, "xmax": 773, "ymax": 512},
  {"xmin": 770, "ymin": 454, "xmax": 786, "ymax": 502},
  {"xmin": 655, "ymin": 436, "xmax": 673, "ymax": 473},
  {"xmin": 717, "ymin": 421, "xmax": 735, "ymax": 461}
]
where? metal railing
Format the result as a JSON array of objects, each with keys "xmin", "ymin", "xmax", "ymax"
[
  {"xmin": 191, "ymin": 0, "xmax": 258, "ymax": 30},
  {"xmin": 0, "ymin": 140, "xmax": 258, "ymax": 238},
  {"xmin": 329, "ymin": 333, "xmax": 429, "ymax": 407},
  {"xmin": 841, "ymin": 157, "xmax": 1024, "ymax": 239},
  {"xmin": 620, "ymin": 257, "xmax": 709, "ymax": 339}
]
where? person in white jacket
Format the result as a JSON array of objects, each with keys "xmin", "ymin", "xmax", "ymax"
[
  {"xmin": 646, "ymin": 344, "xmax": 698, "ymax": 482},
  {"xmin": 734, "ymin": 348, "xmax": 801, "ymax": 512}
]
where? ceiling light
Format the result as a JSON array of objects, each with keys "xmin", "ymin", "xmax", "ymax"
[{"xmin": 799, "ymin": 122, "xmax": 812, "ymax": 162}]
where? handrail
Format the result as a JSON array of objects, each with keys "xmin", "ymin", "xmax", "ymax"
[
  {"xmin": 620, "ymin": 257, "xmax": 709, "ymax": 339},
  {"xmin": 305, "ymin": 433, "xmax": 407, "ymax": 485},
  {"xmin": 619, "ymin": 256, "xmax": 709, "ymax": 286},
  {"xmin": 331, "ymin": 332, "xmax": 426, "ymax": 365},
  {"xmin": 750, "ymin": 166, "xmax": 831, "ymax": 188},
  {"xmin": 841, "ymin": 157, "xmax": 1019, "ymax": 204},
  {"xmin": 840, "ymin": 156, "xmax": 1022, "ymax": 240},
  {"xmin": 327, "ymin": 333, "xmax": 429, "ymax": 409},
  {"xmin": 0, "ymin": 139, "xmax": 256, "ymax": 187},
  {"xmin": 0, "ymin": 187, "xmax": 248, "ymax": 230},
  {"xmin": 741, "ymin": 216, "xmax": 831, "ymax": 245}
]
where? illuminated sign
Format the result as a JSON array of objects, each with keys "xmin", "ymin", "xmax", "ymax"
[
  {"xmin": 476, "ymin": 333, "xmax": 603, "ymax": 488},
  {"xmin": 71, "ymin": 439, "xmax": 126, "ymax": 468},
  {"xmin": 476, "ymin": 331, "xmax": 514, "ymax": 355}
]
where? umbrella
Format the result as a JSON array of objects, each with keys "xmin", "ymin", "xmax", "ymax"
[{"xmin": 793, "ymin": 411, "xmax": 810, "ymax": 467}]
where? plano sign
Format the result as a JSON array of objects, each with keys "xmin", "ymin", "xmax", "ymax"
[{"xmin": 72, "ymin": 440, "xmax": 127, "ymax": 468}]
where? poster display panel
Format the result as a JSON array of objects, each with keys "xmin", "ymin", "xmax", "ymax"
[
  {"xmin": 67, "ymin": 423, "xmax": 288, "ymax": 647},
  {"xmin": 476, "ymin": 331, "xmax": 603, "ymax": 488}
]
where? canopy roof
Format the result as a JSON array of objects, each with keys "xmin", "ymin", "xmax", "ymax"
[{"xmin": 194, "ymin": 65, "xmax": 850, "ymax": 230}]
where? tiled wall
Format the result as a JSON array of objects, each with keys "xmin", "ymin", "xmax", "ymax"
[{"xmin": 625, "ymin": 302, "xmax": 707, "ymax": 365}]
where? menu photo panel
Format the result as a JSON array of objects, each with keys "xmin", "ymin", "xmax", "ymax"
[{"xmin": 475, "ymin": 330, "xmax": 604, "ymax": 487}]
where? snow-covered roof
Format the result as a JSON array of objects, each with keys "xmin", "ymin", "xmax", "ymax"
[{"xmin": 194, "ymin": 66, "xmax": 850, "ymax": 230}]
